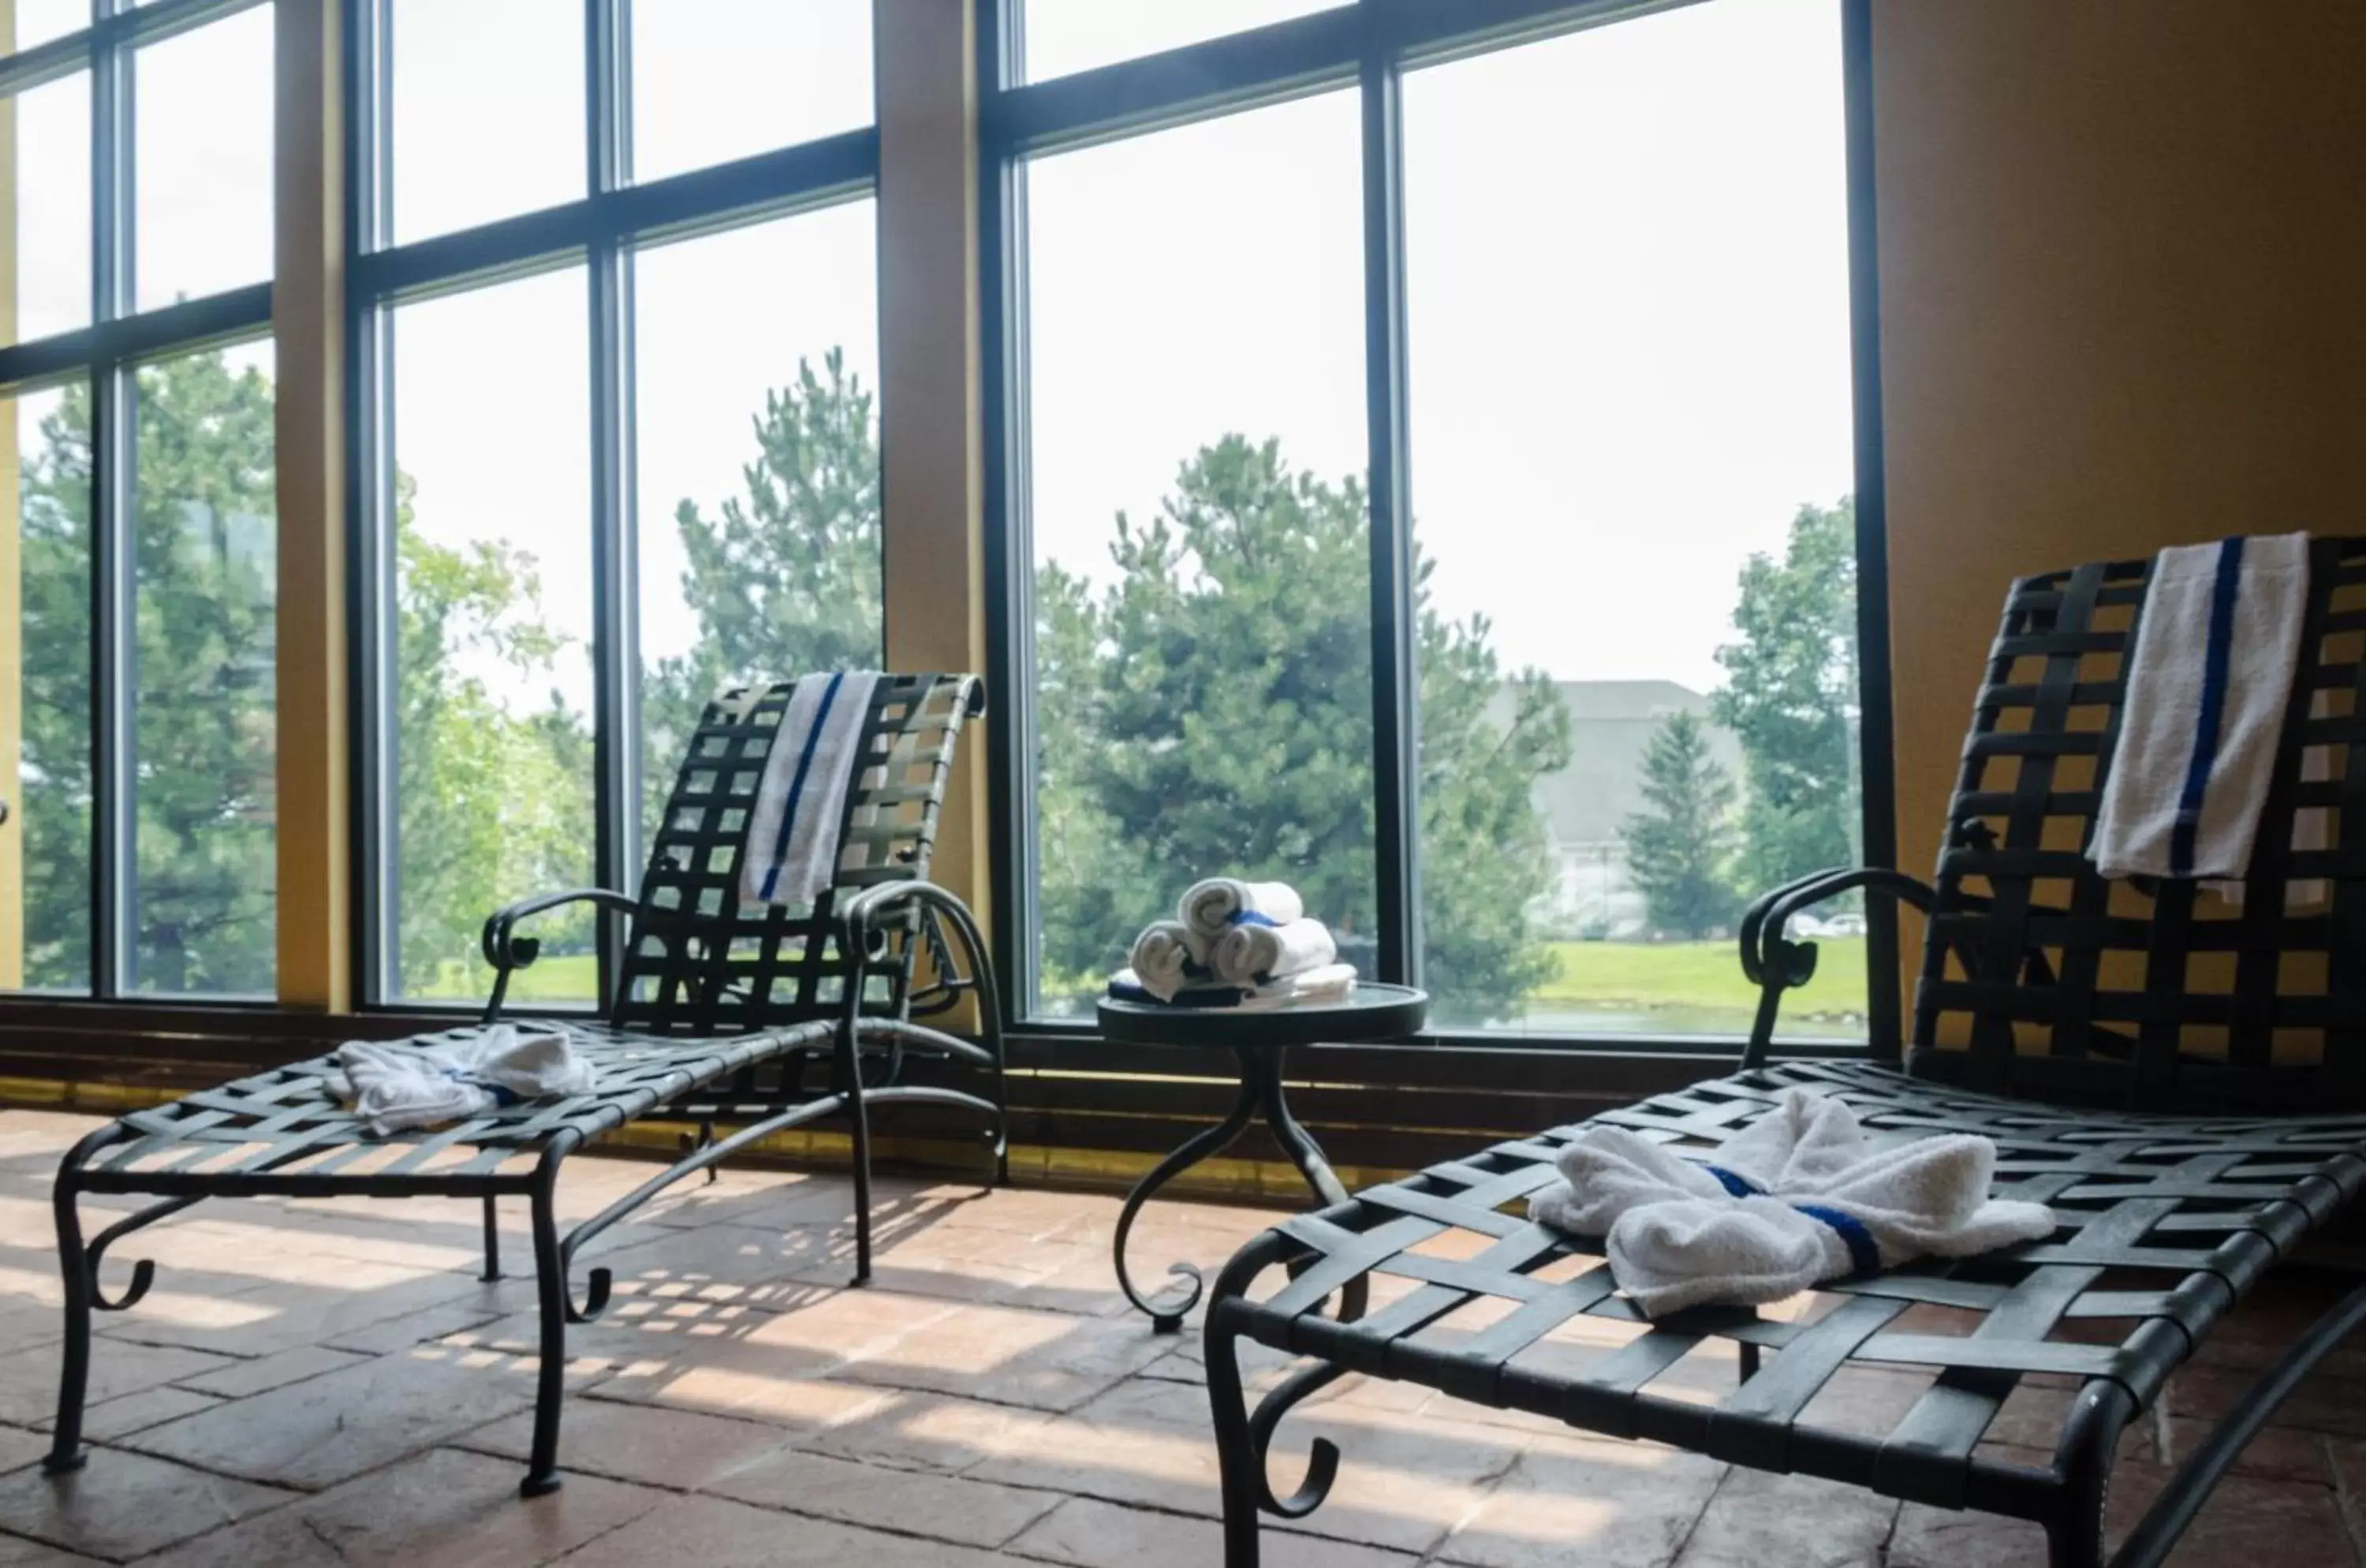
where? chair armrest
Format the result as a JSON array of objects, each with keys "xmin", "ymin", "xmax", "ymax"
[
  {"xmin": 1738, "ymin": 866, "xmax": 1937, "ymax": 988},
  {"xmin": 836, "ymin": 879, "xmax": 1002, "ymax": 1032},
  {"xmin": 479, "ymin": 888, "xmax": 640, "ymax": 1021},
  {"xmin": 1736, "ymin": 868, "xmax": 1936, "ymax": 1071}
]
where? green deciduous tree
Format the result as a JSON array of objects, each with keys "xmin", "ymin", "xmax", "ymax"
[
  {"xmin": 392, "ymin": 491, "xmax": 598, "ymax": 996},
  {"xmin": 1620, "ymin": 708, "xmax": 1741, "ymax": 940},
  {"xmin": 13, "ymin": 351, "xmax": 598, "ymax": 999},
  {"xmin": 19, "ymin": 356, "xmax": 278, "ymax": 994},
  {"xmin": 1714, "ymin": 496, "xmax": 1859, "ymax": 892}
]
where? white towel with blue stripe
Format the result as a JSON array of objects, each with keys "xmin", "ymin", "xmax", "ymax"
[
  {"xmin": 1179, "ymin": 878, "xmax": 1304, "ymax": 946},
  {"xmin": 329, "ymin": 1025, "xmax": 596, "ymax": 1137},
  {"xmin": 1210, "ymin": 917, "xmax": 1336, "ymax": 987},
  {"xmin": 2090, "ymin": 534, "xmax": 2310, "ymax": 883},
  {"xmin": 741, "ymin": 670, "xmax": 881, "ymax": 909},
  {"xmin": 1528, "ymin": 1089, "xmax": 2057, "ymax": 1317}
]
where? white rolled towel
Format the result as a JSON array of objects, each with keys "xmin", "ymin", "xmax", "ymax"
[
  {"xmin": 1179, "ymin": 878, "xmax": 1304, "ymax": 945},
  {"xmin": 1210, "ymin": 917, "xmax": 1336, "ymax": 987},
  {"xmin": 1128, "ymin": 920, "xmax": 1208, "ymax": 1002},
  {"xmin": 1236, "ymin": 961, "xmax": 1357, "ymax": 1012}
]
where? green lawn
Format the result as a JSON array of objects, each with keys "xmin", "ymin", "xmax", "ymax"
[
  {"xmin": 1534, "ymin": 936, "xmax": 1868, "ymax": 1024},
  {"xmin": 413, "ymin": 936, "xmax": 1871, "ymax": 1033},
  {"xmin": 412, "ymin": 952, "xmax": 602, "ymax": 1005}
]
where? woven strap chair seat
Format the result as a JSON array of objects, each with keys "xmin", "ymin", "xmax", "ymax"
[
  {"xmin": 1210, "ymin": 541, "xmax": 2366, "ymax": 1566},
  {"xmin": 1215, "ymin": 1058, "xmax": 2366, "ymax": 1514},
  {"xmin": 45, "ymin": 672, "xmax": 1004, "ymax": 1500},
  {"xmin": 69, "ymin": 1021, "xmax": 845, "ymax": 1194}
]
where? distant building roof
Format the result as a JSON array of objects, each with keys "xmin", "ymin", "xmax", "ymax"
[{"xmin": 1491, "ymin": 680, "xmax": 1745, "ymax": 848}]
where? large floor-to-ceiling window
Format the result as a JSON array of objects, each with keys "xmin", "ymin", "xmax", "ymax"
[
  {"xmin": 2, "ymin": 0, "xmax": 278, "ymax": 1000},
  {"xmin": 987, "ymin": 0, "xmax": 1887, "ymax": 1043},
  {"xmin": 349, "ymin": 0, "xmax": 882, "ymax": 1008},
  {"xmin": 5, "ymin": 0, "xmax": 1889, "ymax": 1073}
]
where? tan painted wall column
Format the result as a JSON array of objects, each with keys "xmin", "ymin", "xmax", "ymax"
[
  {"xmin": 0, "ymin": 0, "xmax": 21, "ymax": 989},
  {"xmin": 1872, "ymin": 0, "xmax": 2366, "ymax": 999},
  {"xmin": 875, "ymin": 1, "xmax": 990, "ymax": 941},
  {"xmin": 274, "ymin": 0, "xmax": 350, "ymax": 1010}
]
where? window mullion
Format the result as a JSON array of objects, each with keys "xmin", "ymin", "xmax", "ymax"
[
  {"xmin": 1358, "ymin": 29, "xmax": 1418, "ymax": 987},
  {"xmin": 87, "ymin": 7, "xmax": 132, "ymax": 998},
  {"xmin": 585, "ymin": 0, "xmax": 636, "ymax": 1006},
  {"xmin": 349, "ymin": 0, "xmax": 395, "ymax": 1004},
  {"xmin": 88, "ymin": 364, "xmax": 134, "ymax": 998},
  {"xmin": 1841, "ymin": 0, "xmax": 1900, "ymax": 1048}
]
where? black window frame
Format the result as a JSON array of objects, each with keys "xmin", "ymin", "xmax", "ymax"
[
  {"xmin": 342, "ymin": 0, "xmax": 883, "ymax": 1011},
  {"xmin": 978, "ymin": 0, "xmax": 1898, "ymax": 1055},
  {"xmin": 0, "ymin": 0, "xmax": 278, "ymax": 1004}
]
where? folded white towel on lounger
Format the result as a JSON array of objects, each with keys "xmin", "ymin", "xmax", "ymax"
[
  {"xmin": 2089, "ymin": 534, "xmax": 2310, "ymax": 883},
  {"xmin": 1179, "ymin": 878, "xmax": 1304, "ymax": 946},
  {"xmin": 1528, "ymin": 1088, "xmax": 2057, "ymax": 1316},
  {"xmin": 328, "ymin": 1025, "xmax": 598, "ymax": 1137},
  {"xmin": 1209, "ymin": 917, "xmax": 1336, "ymax": 987},
  {"xmin": 1128, "ymin": 920, "xmax": 1210, "ymax": 1002}
]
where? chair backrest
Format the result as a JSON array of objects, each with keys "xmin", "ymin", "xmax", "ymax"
[
  {"xmin": 1910, "ymin": 537, "xmax": 2366, "ymax": 1113},
  {"xmin": 611, "ymin": 673, "xmax": 982, "ymax": 1036}
]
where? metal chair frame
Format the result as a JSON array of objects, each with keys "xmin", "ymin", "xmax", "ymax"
[
  {"xmin": 1207, "ymin": 540, "xmax": 2366, "ymax": 1567},
  {"xmin": 45, "ymin": 674, "xmax": 1004, "ymax": 1497}
]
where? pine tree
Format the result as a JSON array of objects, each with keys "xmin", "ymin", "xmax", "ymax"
[
  {"xmin": 1032, "ymin": 434, "xmax": 1572, "ymax": 1021},
  {"xmin": 1620, "ymin": 709, "xmax": 1741, "ymax": 939},
  {"xmin": 640, "ymin": 348, "xmax": 883, "ymax": 845}
]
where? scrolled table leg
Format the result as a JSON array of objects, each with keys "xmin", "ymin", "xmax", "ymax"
[
  {"xmin": 1114, "ymin": 1051, "xmax": 1262, "ymax": 1332},
  {"xmin": 1256, "ymin": 1046, "xmax": 1367, "ymax": 1323}
]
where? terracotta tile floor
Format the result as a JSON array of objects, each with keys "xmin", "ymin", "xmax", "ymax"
[{"xmin": 1, "ymin": 1107, "xmax": 2363, "ymax": 1566}]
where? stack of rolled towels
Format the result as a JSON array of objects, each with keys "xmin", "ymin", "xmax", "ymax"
[{"xmin": 1110, "ymin": 878, "xmax": 1357, "ymax": 1010}]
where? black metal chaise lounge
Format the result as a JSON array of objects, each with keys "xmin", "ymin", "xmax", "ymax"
[
  {"xmin": 1205, "ymin": 539, "xmax": 2366, "ymax": 1568},
  {"xmin": 45, "ymin": 673, "xmax": 1003, "ymax": 1497}
]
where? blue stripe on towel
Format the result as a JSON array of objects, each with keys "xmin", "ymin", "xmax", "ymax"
[
  {"xmin": 439, "ymin": 1066, "xmax": 521, "ymax": 1108},
  {"xmin": 2169, "ymin": 536, "xmax": 2247, "ymax": 877},
  {"xmin": 1227, "ymin": 910, "xmax": 1281, "ymax": 928},
  {"xmin": 758, "ymin": 670, "xmax": 847, "ymax": 904},
  {"xmin": 1704, "ymin": 1165, "xmax": 1763, "ymax": 1198},
  {"xmin": 1792, "ymin": 1202, "xmax": 1882, "ymax": 1279}
]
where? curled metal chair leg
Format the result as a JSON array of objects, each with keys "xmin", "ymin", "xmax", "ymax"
[
  {"xmin": 1206, "ymin": 1233, "xmax": 1338, "ymax": 1566},
  {"xmin": 2047, "ymin": 1379, "xmax": 2130, "ymax": 1568},
  {"xmin": 47, "ymin": 1126, "xmax": 159, "ymax": 1472},
  {"xmin": 46, "ymin": 1137, "xmax": 103, "ymax": 1475},
  {"xmin": 82, "ymin": 1195, "xmax": 201, "ymax": 1312},
  {"xmin": 521, "ymin": 1145, "xmax": 582, "ymax": 1498},
  {"xmin": 1245, "ymin": 1361, "xmax": 1349, "ymax": 1518}
]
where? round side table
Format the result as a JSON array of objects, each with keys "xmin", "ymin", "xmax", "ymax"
[{"xmin": 1096, "ymin": 983, "xmax": 1429, "ymax": 1333}]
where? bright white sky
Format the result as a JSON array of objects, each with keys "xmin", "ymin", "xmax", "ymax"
[
  {"xmin": 1026, "ymin": 0, "xmax": 1853, "ymax": 693},
  {"xmin": 11, "ymin": 0, "xmax": 1852, "ymax": 707}
]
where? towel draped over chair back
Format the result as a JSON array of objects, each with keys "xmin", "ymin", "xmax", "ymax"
[
  {"xmin": 1912, "ymin": 536, "xmax": 2366, "ymax": 1112},
  {"xmin": 613, "ymin": 673, "xmax": 983, "ymax": 1037}
]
